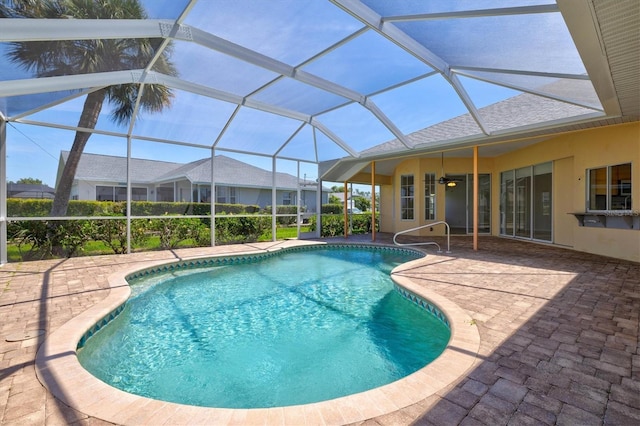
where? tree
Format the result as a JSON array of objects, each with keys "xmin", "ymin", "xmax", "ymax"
[
  {"xmin": 2, "ymin": 0, "xmax": 177, "ymax": 216},
  {"xmin": 16, "ymin": 177, "xmax": 44, "ymax": 185},
  {"xmin": 352, "ymin": 195, "xmax": 370, "ymax": 212}
]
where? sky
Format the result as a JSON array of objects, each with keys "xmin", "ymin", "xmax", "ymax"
[{"xmin": 2, "ymin": 0, "xmax": 596, "ymax": 192}]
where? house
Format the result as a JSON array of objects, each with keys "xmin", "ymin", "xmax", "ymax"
[
  {"xmin": 7, "ymin": 183, "xmax": 56, "ymax": 199},
  {"xmin": 322, "ymin": 90, "xmax": 639, "ymax": 263},
  {"xmin": 57, "ymin": 152, "xmax": 329, "ymax": 210}
]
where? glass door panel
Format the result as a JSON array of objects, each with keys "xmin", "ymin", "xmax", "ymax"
[
  {"xmin": 500, "ymin": 170, "xmax": 514, "ymax": 236},
  {"xmin": 533, "ymin": 163, "xmax": 552, "ymax": 241},
  {"xmin": 515, "ymin": 167, "xmax": 532, "ymax": 238}
]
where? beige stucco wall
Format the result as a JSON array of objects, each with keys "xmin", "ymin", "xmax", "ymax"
[
  {"xmin": 379, "ymin": 122, "xmax": 639, "ymax": 263},
  {"xmin": 380, "ymin": 156, "xmax": 494, "ymax": 237}
]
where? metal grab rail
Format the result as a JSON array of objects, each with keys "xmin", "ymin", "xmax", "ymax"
[{"xmin": 393, "ymin": 221, "xmax": 451, "ymax": 253}]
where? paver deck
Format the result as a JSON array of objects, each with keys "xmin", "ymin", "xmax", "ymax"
[{"xmin": 1, "ymin": 235, "xmax": 638, "ymax": 425}]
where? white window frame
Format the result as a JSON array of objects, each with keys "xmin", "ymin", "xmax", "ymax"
[
  {"xmin": 586, "ymin": 163, "xmax": 632, "ymax": 211},
  {"xmin": 424, "ymin": 172, "xmax": 436, "ymax": 220},
  {"xmin": 400, "ymin": 174, "xmax": 414, "ymax": 221}
]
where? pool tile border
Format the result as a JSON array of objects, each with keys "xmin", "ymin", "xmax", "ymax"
[{"xmin": 35, "ymin": 241, "xmax": 480, "ymax": 425}]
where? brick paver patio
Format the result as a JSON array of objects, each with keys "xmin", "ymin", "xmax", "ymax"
[{"xmin": 1, "ymin": 236, "xmax": 638, "ymax": 425}]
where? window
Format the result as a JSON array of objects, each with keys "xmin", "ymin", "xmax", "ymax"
[
  {"xmin": 96, "ymin": 186, "xmax": 147, "ymax": 201},
  {"xmin": 424, "ymin": 173, "xmax": 436, "ymax": 220},
  {"xmin": 283, "ymin": 192, "xmax": 291, "ymax": 205},
  {"xmin": 132, "ymin": 188, "xmax": 147, "ymax": 201},
  {"xmin": 587, "ymin": 163, "xmax": 632, "ymax": 211},
  {"xmin": 156, "ymin": 187, "xmax": 174, "ymax": 202},
  {"xmin": 216, "ymin": 186, "xmax": 237, "ymax": 204},
  {"xmin": 400, "ymin": 174, "xmax": 414, "ymax": 220},
  {"xmin": 96, "ymin": 186, "xmax": 113, "ymax": 201}
]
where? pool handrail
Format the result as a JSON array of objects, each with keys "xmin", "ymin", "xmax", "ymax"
[{"xmin": 393, "ymin": 221, "xmax": 451, "ymax": 253}]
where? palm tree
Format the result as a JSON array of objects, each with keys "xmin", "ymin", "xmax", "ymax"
[{"xmin": 2, "ymin": 0, "xmax": 176, "ymax": 216}]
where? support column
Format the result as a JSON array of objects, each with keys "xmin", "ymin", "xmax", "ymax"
[
  {"xmin": 126, "ymin": 137, "xmax": 132, "ymax": 254},
  {"xmin": 296, "ymin": 161, "xmax": 301, "ymax": 237},
  {"xmin": 473, "ymin": 146, "xmax": 479, "ymax": 251},
  {"xmin": 315, "ymin": 177, "xmax": 321, "ymax": 238},
  {"xmin": 0, "ymin": 120, "xmax": 7, "ymax": 265},
  {"xmin": 272, "ymin": 157, "xmax": 277, "ymax": 242},
  {"xmin": 210, "ymin": 148, "xmax": 216, "ymax": 247},
  {"xmin": 343, "ymin": 181, "xmax": 348, "ymax": 238},
  {"xmin": 371, "ymin": 161, "xmax": 376, "ymax": 242}
]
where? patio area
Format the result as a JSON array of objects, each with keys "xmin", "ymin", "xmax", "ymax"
[{"xmin": 1, "ymin": 235, "xmax": 638, "ymax": 425}]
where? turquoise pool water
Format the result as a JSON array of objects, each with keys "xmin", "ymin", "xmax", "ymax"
[{"xmin": 77, "ymin": 246, "xmax": 451, "ymax": 408}]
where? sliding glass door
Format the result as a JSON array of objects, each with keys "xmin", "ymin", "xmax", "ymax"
[{"xmin": 500, "ymin": 162, "xmax": 552, "ymax": 242}]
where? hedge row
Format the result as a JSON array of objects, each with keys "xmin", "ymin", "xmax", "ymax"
[
  {"xmin": 6, "ymin": 199, "xmax": 262, "ymax": 217},
  {"xmin": 5, "ymin": 199, "xmax": 376, "ymax": 260},
  {"xmin": 7, "ymin": 216, "xmax": 273, "ymax": 260}
]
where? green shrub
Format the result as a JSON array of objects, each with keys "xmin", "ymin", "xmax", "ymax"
[
  {"xmin": 8, "ymin": 220, "xmax": 95, "ymax": 259},
  {"xmin": 264, "ymin": 205, "xmax": 301, "ymax": 226},
  {"xmin": 7, "ymin": 199, "xmax": 52, "ymax": 217},
  {"xmin": 321, "ymin": 204, "xmax": 342, "ymax": 215},
  {"xmin": 309, "ymin": 213, "xmax": 379, "ymax": 237},
  {"xmin": 146, "ymin": 216, "xmax": 207, "ymax": 249},
  {"xmin": 215, "ymin": 216, "xmax": 271, "ymax": 244},
  {"xmin": 91, "ymin": 218, "xmax": 148, "ymax": 254}
]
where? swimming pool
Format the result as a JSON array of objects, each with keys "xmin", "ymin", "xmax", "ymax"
[{"xmin": 77, "ymin": 245, "xmax": 451, "ymax": 408}]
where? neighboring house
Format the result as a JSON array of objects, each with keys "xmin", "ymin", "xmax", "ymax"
[
  {"xmin": 329, "ymin": 192, "xmax": 365, "ymax": 213},
  {"xmin": 7, "ymin": 183, "xmax": 56, "ymax": 199},
  {"xmin": 56, "ymin": 152, "xmax": 329, "ymax": 211}
]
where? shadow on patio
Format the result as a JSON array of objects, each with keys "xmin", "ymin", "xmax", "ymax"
[{"xmin": 345, "ymin": 234, "xmax": 639, "ymax": 425}]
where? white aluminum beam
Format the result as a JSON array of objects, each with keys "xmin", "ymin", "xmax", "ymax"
[
  {"xmin": 310, "ymin": 118, "xmax": 360, "ymax": 158},
  {"xmin": 383, "ymin": 4, "xmax": 559, "ymax": 22},
  {"xmin": 452, "ymin": 70, "xmax": 604, "ymax": 111},
  {"xmin": 0, "ymin": 70, "xmax": 140, "ymax": 97},
  {"xmin": 451, "ymin": 66, "xmax": 591, "ymax": 81},
  {"xmin": 362, "ymin": 98, "xmax": 413, "ymax": 148},
  {"xmin": 330, "ymin": 0, "xmax": 449, "ymax": 73},
  {"xmin": 330, "ymin": 0, "xmax": 490, "ymax": 136},
  {"xmin": 557, "ymin": 0, "xmax": 621, "ymax": 116},
  {"xmin": 0, "ymin": 19, "xmax": 165, "ymax": 42},
  {"xmin": 274, "ymin": 123, "xmax": 307, "ymax": 157},
  {"xmin": 449, "ymin": 73, "xmax": 490, "ymax": 135}
]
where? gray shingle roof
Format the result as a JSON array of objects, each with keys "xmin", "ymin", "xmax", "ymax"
[
  {"xmin": 62, "ymin": 152, "xmax": 319, "ymax": 190},
  {"xmin": 363, "ymin": 92, "xmax": 597, "ymax": 155},
  {"xmin": 61, "ymin": 151, "xmax": 181, "ymax": 183}
]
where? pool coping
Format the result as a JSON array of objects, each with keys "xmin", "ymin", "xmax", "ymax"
[{"xmin": 34, "ymin": 241, "xmax": 480, "ymax": 425}]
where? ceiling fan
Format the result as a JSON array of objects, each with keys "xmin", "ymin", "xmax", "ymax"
[{"xmin": 438, "ymin": 152, "xmax": 462, "ymax": 187}]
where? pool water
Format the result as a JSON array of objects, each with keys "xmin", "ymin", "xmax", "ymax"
[{"xmin": 77, "ymin": 246, "xmax": 451, "ymax": 408}]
